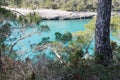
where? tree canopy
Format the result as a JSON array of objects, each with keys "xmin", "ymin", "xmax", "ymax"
[{"xmin": 0, "ymin": 0, "xmax": 120, "ymax": 11}]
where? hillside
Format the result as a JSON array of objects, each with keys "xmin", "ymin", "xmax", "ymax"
[{"xmin": 0, "ymin": 0, "xmax": 120, "ymax": 11}]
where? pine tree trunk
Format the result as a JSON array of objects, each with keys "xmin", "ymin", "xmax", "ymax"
[
  {"xmin": 95, "ymin": 0, "xmax": 113, "ymax": 66},
  {"xmin": 0, "ymin": 48, "xmax": 2, "ymax": 70}
]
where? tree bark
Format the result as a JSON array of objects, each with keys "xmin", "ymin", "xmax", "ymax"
[
  {"xmin": 0, "ymin": 48, "xmax": 2, "ymax": 71},
  {"xmin": 95, "ymin": 0, "xmax": 113, "ymax": 66}
]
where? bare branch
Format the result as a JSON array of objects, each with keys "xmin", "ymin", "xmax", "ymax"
[
  {"xmin": 51, "ymin": 48, "xmax": 64, "ymax": 64},
  {"xmin": 85, "ymin": 38, "xmax": 94, "ymax": 54},
  {"xmin": 8, "ymin": 32, "xmax": 38, "ymax": 57}
]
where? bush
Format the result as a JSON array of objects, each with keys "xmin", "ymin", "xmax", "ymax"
[
  {"xmin": 17, "ymin": 12, "xmax": 42, "ymax": 26},
  {"xmin": 62, "ymin": 32, "xmax": 72, "ymax": 42}
]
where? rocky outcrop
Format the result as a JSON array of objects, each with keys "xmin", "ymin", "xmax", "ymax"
[
  {"xmin": 2, "ymin": 6, "xmax": 97, "ymax": 20},
  {"xmin": 37, "ymin": 9, "xmax": 96, "ymax": 20}
]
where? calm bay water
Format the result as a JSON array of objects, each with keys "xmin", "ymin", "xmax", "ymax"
[
  {"xmin": 6, "ymin": 19, "xmax": 93, "ymax": 60},
  {"xmin": 40, "ymin": 19, "xmax": 91, "ymax": 40},
  {"xmin": 5, "ymin": 19, "xmax": 119, "ymax": 60}
]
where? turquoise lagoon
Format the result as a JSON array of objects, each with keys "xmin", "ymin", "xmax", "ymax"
[{"xmin": 5, "ymin": 19, "xmax": 118, "ymax": 60}]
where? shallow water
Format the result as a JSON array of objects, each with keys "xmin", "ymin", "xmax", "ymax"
[
  {"xmin": 40, "ymin": 19, "xmax": 91, "ymax": 40},
  {"xmin": 10, "ymin": 19, "xmax": 90, "ymax": 60},
  {"xmin": 5, "ymin": 19, "xmax": 118, "ymax": 60}
]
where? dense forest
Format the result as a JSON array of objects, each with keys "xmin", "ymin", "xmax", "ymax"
[
  {"xmin": 0, "ymin": 0, "xmax": 120, "ymax": 11},
  {"xmin": 0, "ymin": 0, "xmax": 120, "ymax": 80}
]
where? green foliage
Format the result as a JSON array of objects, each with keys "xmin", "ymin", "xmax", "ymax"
[
  {"xmin": 17, "ymin": 12, "xmax": 42, "ymax": 25},
  {"xmin": 72, "ymin": 29, "xmax": 94, "ymax": 54},
  {"xmin": 63, "ymin": 54, "xmax": 120, "ymax": 80},
  {"xmin": 85, "ymin": 19, "xmax": 96, "ymax": 31},
  {"xmin": 62, "ymin": 32, "xmax": 72, "ymax": 42},
  {"xmin": 0, "ymin": 7, "xmax": 16, "ymax": 20},
  {"xmin": 0, "ymin": 23, "xmax": 11, "ymax": 44},
  {"xmin": 94, "ymin": 52, "xmax": 111, "ymax": 66},
  {"xmin": 112, "ymin": 0, "xmax": 120, "ymax": 11},
  {"xmin": 62, "ymin": 0, "xmax": 77, "ymax": 11},
  {"xmin": 26, "ymin": 12, "xmax": 42, "ymax": 24},
  {"xmin": 38, "ymin": 25, "xmax": 50, "ymax": 32},
  {"xmin": 55, "ymin": 32, "xmax": 62, "ymax": 41},
  {"xmin": 1, "ymin": 0, "xmax": 120, "ymax": 11},
  {"xmin": 55, "ymin": 32, "xmax": 72, "ymax": 42},
  {"xmin": 110, "ymin": 15, "xmax": 120, "ymax": 37},
  {"xmin": 41, "ymin": 37, "xmax": 50, "ymax": 43},
  {"xmin": 1, "ymin": 39, "xmax": 120, "ymax": 80},
  {"xmin": 111, "ymin": 41, "xmax": 120, "ymax": 63},
  {"xmin": 68, "ymin": 48, "xmax": 84, "ymax": 65}
]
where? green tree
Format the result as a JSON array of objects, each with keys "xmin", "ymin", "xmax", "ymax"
[
  {"xmin": 55, "ymin": 32, "xmax": 62, "ymax": 41},
  {"xmin": 62, "ymin": 32, "xmax": 72, "ymax": 42},
  {"xmin": 95, "ymin": 0, "xmax": 113, "ymax": 66}
]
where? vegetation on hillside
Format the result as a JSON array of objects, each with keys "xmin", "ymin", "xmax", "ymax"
[
  {"xmin": 0, "ymin": 7, "xmax": 16, "ymax": 20},
  {"xmin": 0, "ymin": 0, "xmax": 120, "ymax": 11}
]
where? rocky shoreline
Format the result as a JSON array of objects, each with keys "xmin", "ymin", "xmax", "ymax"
[
  {"xmin": 2, "ymin": 6, "xmax": 118, "ymax": 20},
  {"xmin": 36, "ymin": 9, "xmax": 96, "ymax": 20},
  {"xmin": 2, "ymin": 6, "xmax": 97, "ymax": 20}
]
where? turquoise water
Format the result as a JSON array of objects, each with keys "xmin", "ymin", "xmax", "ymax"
[
  {"xmin": 5, "ymin": 19, "xmax": 92, "ymax": 60},
  {"xmin": 40, "ymin": 19, "xmax": 90, "ymax": 40},
  {"xmin": 4, "ymin": 19, "xmax": 119, "ymax": 60}
]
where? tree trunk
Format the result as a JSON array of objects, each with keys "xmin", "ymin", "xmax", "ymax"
[
  {"xmin": 95, "ymin": 0, "xmax": 113, "ymax": 66},
  {"xmin": 0, "ymin": 48, "xmax": 2, "ymax": 70}
]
